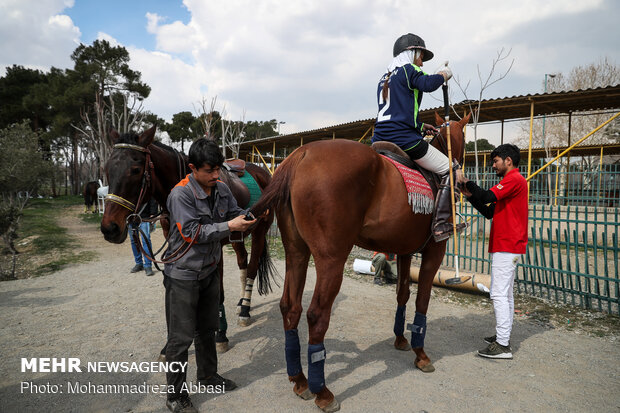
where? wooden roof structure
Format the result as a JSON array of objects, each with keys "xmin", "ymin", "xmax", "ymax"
[{"xmin": 238, "ymin": 84, "xmax": 620, "ymax": 162}]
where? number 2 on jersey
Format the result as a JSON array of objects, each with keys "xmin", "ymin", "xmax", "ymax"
[{"xmin": 377, "ymin": 87, "xmax": 391, "ymax": 122}]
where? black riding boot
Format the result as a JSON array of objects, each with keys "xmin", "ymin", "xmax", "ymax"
[{"xmin": 432, "ymin": 171, "xmax": 467, "ymax": 242}]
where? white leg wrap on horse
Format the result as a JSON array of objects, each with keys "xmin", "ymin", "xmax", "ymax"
[
  {"xmin": 242, "ymin": 278, "xmax": 254, "ymax": 305},
  {"xmin": 414, "ymin": 144, "xmax": 450, "ymax": 175},
  {"xmin": 239, "ymin": 269, "xmax": 247, "ymax": 299}
]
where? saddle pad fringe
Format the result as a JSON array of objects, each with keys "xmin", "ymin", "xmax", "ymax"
[{"xmin": 380, "ymin": 155, "xmax": 434, "ymax": 215}]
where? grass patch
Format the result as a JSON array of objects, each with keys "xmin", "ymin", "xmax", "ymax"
[
  {"xmin": 34, "ymin": 251, "xmax": 98, "ymax": 275},
  {"xmin": 19, "ymin": 196, "xmax": 82, "ymax": 254},
  {"xmin": 1, "ymin": 196, "xmax": 98, "ymax": 280}
]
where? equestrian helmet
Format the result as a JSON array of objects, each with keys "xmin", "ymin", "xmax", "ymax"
[{"xmin": 393, "ymin": 33, "xmax": 434, "ymax": 61}]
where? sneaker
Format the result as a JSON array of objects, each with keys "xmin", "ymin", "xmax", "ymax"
[
  {"xmin": 373, "ymin": 277, "xmax": 383, "ymax": 286},
  {"xmin": 145, "ymin": 267, "xmax": 154, "ymax": 276},
  {"xmin": 130, "ymin": 264, "xmax": 143, "ymax": 273},
  {"xmin": 198, "ymin": 373, "xmax": 237, "ymax": 392},
  {"xmin": 484, "ymin": 334, "xmax": 496, "ymax": 344},
  {"xmin": 478, "ymin": 341, "xmax": 513, "ymax": 359},
  {"xmin": 166, "ymin": 395, "xmax": 198, "ymax": 413}
]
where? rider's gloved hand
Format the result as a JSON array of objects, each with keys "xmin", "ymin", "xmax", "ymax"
[{"xmin": 437, "ymin": 66, "xmax": 452, "ymax": 81}]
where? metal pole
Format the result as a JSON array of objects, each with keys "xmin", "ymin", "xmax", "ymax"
[
  {"xmin": 526, "ymin": 111, "xmax": 619, "ymax": 182},
  {"xmin": 272, "ymin": 141, "xmax": 276, "ymax": 174},
  {"xmin": 554, "ymin": 149, "xmax": 560, "ymax": 206},
  {"xmin": 597, "ymin": 146, "xmax": 604, "ymax": 208},
  {"xmin": 500, "ymin": 120, "xmax": 504, "ymax": 145},
  {"xmin": 527, "ymin": 100, "xmax": 535, "ymax": 194}
]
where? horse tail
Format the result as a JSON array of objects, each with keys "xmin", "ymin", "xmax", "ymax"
[
  {"xmin": 249, "ymin": 147, "xmax": 303, "ymax": 217},
  {"xmin": 256, "ymin": 239, "xmax": 279, "ymax": 296},
  {"xmin": 250, "ymin": 148, "xmax": 305, "ymax": 295}
]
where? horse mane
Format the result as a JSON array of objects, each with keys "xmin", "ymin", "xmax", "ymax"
[{"xmin": 116, "ymin": 130, "xmax": 186, "ymax": 157}]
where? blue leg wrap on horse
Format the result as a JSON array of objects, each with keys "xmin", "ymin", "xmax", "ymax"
[
  {"xmin": 393, "ymin": 305, "xmax": 407, "ymax": 337},
  {"xmin": 284, "ymin": 329, "xmax": 302, "ymax": 377},
  {"xmin": 218, "ymin": 304, "xmax": 227, "ymax": 332},
  {"xmin": 307, "ymin": 343, "xmax": 326, "ymax": 394},
  {"xmin": 407, "ymin": 312, "xmax": 427, "ymax": 348}
]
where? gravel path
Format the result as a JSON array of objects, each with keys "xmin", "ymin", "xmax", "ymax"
[{"xmin": 0, "ymin": 206, "xmax": 618, "ymax": 412}]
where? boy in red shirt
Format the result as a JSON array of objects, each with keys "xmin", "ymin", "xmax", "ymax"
[{"xmin": 457, "ymin": 144, "xmax": 528, "ymax": 359}]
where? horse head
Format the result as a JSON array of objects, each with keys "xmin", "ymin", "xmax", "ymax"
[
  {"xmin": 432, "ymin": 112, "xmax": 471, "ymax": 165},
  {"xmin": 100, "ymin": 126, "xmax": 156, "ymax": 243}
]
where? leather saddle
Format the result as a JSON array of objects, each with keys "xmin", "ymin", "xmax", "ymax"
[
  {"xmin": 219, "ymin": 166, "xmax": 251, "ymax": 209},
  {"xmin": 371, "ymin": 141, "xmax": 441, "ymax": 197},
  {"xmin": 225, "ymin": 159, "xmax": 246, "ymax": 177}
]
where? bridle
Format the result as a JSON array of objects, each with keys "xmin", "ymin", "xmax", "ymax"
[
  {"xmin": 428, "ymin": 122, "xmax": 465, "ymax": 162},
  {"xmin": 105, "ymin": 143, "xmax": 154, "ymax": 217},
  {"xmin": 105, "ymin": 142, "xmax": 197, "ymax": 267}
]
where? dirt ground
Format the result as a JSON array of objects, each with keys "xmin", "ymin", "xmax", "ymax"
[{"xmin": 0, "ymin": 206, "xmax": 618, "ymax": 413}]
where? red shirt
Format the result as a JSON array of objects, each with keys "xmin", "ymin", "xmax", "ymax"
[{"xmin": 488, "ymin": 168, "xmax": 528, "ymax": 254}]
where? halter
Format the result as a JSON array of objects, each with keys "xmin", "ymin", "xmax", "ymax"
[
  {"xmin": 106, "ymin": 141, "xmax": 201, "ymax": 268},
  {"xmin": 105, "ymin": 143, "xmax": 154, "ymax": 218}
]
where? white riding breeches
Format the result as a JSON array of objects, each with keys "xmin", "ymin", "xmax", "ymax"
[
  {"xmin": 414, "ymin": 144, "xmax": 450, "ymax": 175},
  {"xmin": 490, "ymin": 252, "xmax": 520, "ymax": 346}
]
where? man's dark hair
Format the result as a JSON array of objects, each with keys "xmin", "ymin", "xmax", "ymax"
[
  {"xmin": 490, "ymin": 144, "xmax": 520, "ymax": 166},
  {"xmin": 188, "ymin": 139, "xmax": 224, "ymax": 168}
]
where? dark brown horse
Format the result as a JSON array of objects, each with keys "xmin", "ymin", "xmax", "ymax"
[
  {"xmin": 100, "ymin": 126, "xmax": 275, "ymax": 350},
  {"xmin": 250, "ymin": 112, "xmax": 470, "ymax": 412},
  {"xmin": 83, "ymin": 181, "xmax": 100, "ymax": 213}
]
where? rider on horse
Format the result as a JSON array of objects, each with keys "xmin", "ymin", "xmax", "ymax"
[{"xmin": 372, "ymin": 33, "xmax": 463, "ymax": 241}]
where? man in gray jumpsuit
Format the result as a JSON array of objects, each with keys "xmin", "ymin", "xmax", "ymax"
[{"xmin": 163, "ymin": 139, "xmax": 256, "ymax": 413}]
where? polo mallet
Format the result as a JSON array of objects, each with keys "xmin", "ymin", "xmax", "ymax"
[{"xmin": 441, "ymin": 65, "xmax": 470, "ymax": 285}]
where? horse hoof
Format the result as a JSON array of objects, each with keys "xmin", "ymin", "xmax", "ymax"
[
  {"xmin": 415, "ymin": 360, "xmax": 435, "ymax": 373},
  {"xmin": 237, "ymin": 317, "xmax": 251, "ymax": 327},
  {"xmin": 316, "ymin": 397, "xmax": 340, "ymax": 413},
  {"xmin": 216, "ymin": 342, "xmax": 229, "ymax": 353},
  {"xmin": 295, "ymin": 387, "xmax": 313, "ymax": 400},
  {"xmin": 394, "ymin": 336, "xmax": 411, "ymax": 351}
]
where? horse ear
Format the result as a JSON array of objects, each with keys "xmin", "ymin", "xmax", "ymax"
[
  {"xmin": 434, "ymin": 112, "xmax": 444, "ymax": 126},
  {"xmin": 459, "ymin": 112, "xmax": 472, "ymax": 127},
  {"xmin": 110, "ymin": 129, "xmax": 120, "ymax": 143},
  {"xmin": 138, "ymin": 125, "xmax": 157, "ymax": 147}
]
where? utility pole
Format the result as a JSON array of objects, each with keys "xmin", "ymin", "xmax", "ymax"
[{"xmin": 542, "ymin": 73, "xmax": 556, "ymax": 148}]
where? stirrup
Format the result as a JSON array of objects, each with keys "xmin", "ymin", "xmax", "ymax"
[{"xmin": 433, "ymin": 221, "xmax": 468, "ymax": 242}]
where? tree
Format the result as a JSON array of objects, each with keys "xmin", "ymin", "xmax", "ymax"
[
  {"xmin": 465, "ymin": 138, "xmax": 495, "ymax": 152},
  {"xmin": 516, "ymin": 57, "xmax": 620, "ymax": 150},
  {"xmin": 221, "ymin": 111, "xmax": 247, "ymax": 159},
  {"xmin": 43, "ymin": 67, "xmax": 97, "ymax": 195},
  {"xmin": 245, "ymin": 119, "xmax": 278, "ymax": 140},
  {"xmin": 453, "ymin": 47, "xmax": 514, "ymax": 182},
  {"xmin": 163, "ymin": 111, "xmax": 200, "ymax": 153},
  {"xmin": 70, "ymin": 40, "xmax": 151, "ymax": 182},
  {"xmin": 0, "ymin": 65, "xmax": 48, "ymax": 130},
  {"xmin": 0, "ymin": 122, "xmax": 51, "ymax": 278}
]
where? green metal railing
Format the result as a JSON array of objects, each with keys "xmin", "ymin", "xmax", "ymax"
[{"xmin": 437, "ymin": 164, "xmax": 620, "ymax": 315}]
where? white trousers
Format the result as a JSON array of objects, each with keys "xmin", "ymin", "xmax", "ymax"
[
  {"xmin": 490, "ymin": 252, "xmax": 520, "ymax": 346},
  {"xmin": 414, "ymin": 144, "xmax": 450, "ymax": 175}
]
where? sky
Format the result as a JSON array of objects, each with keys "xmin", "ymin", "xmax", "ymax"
[{"xmin": 1, "ymin": 0, "xmax": 619, "ymax": 144}]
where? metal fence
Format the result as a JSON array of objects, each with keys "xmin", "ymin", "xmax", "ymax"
[{"xmin": 437, "ymin": 164, "xmax": 620, "ymax": 315}]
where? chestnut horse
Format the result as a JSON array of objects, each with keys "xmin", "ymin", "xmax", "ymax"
[
  {"xmin": 100, "ymin": 126, "xmax": 275, "ymax": 350},
  {"xmin": 250, "ymin": 113, "xmax": 470, "ymax": 412}
]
